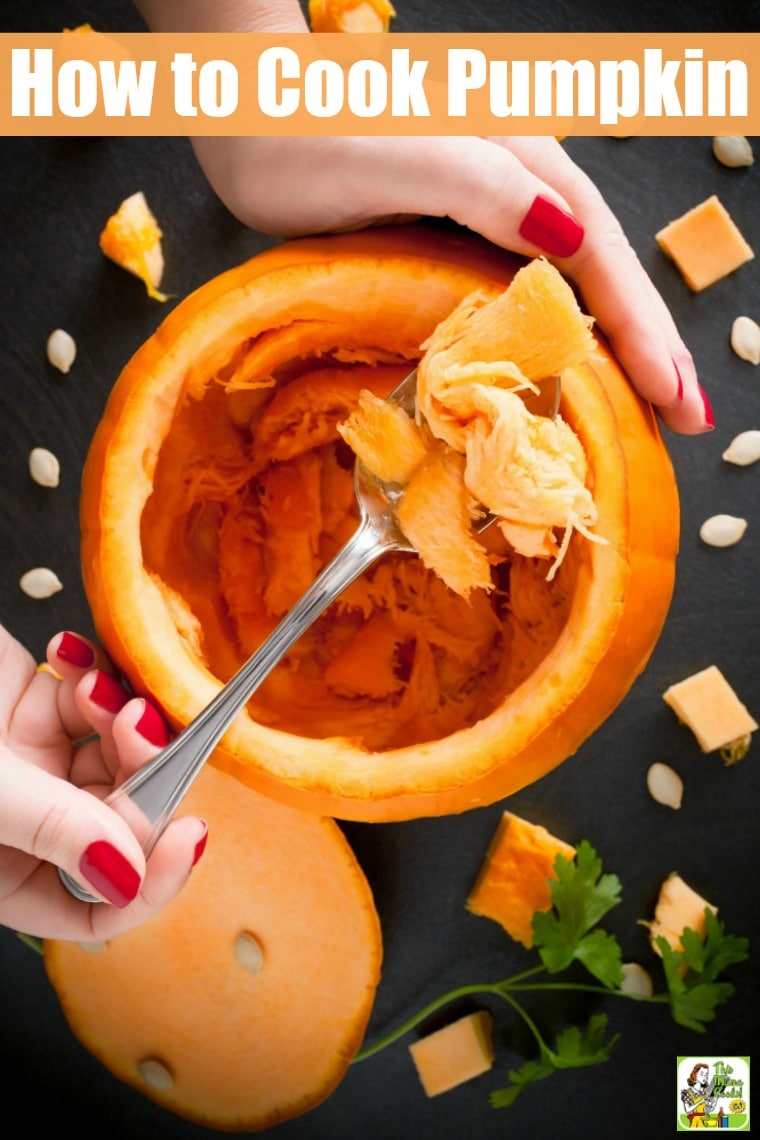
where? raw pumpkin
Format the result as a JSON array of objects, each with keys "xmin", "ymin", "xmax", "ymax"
[
  {"xmin": 408, "ymin": 1011, "xmax": 494, "ymax": 1097},
  {"xmin": 79, "ymin": 224, "xmax": 679, "ymax": 821},
  {"xmin": 466, "ymin": 811, "xmax": 576, "ymax": 948},
  {"xmin": 341, "ymin": 258, "xmax": 602, "ymax": 590},
  {"xmin": 644, "ymin": 871, "xmax": 716, "ymax": 955},
  {"xmin": 44, "ymin": 765, "xmax": 381, "ymax": 1131},
  {"xmin": 308, "ymin": 0, "xmax": 396, "ymax": 32},
  {"xmin": 99, "ymin": 190, "xmax": 167, "ymax": 301}
]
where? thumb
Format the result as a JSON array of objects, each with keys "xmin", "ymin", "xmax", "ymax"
[
  {"xmin": 192, "ymin": 135, "xmax": 584, "ymax": 260},
  {"xmin": 0, "ymin": 743, "xmax": 145, "ymax": 908}
]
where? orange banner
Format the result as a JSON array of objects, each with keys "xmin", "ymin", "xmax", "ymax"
[{"xmin": 1, "ymin": 31, "xmax": 757, "ymax": 136}]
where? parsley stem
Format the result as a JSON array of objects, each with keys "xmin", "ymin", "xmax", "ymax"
[
  {"xmin": 16, "ymin": 931, "xmax": 43, "ymax": 955},
  {"xmin": 354, "ymin": 981, "xmax": 509, "ymax": 1062},
  {"xmin": 505, "ymin": 982, "xmax": 670, "ymax": 1004},
  {"xmin": 354, "ymin": 966, "xmax": 547, "ymax": 1063},
  {"xmin": 496, "ymin": 988, "xmax": 548, "ymax": 1055}
]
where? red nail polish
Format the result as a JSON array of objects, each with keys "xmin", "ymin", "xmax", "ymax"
[
  {"xmin": 134, "ymin": 700, "xmax": 170, "ymax": 748},
  {"xmin": 518, "ymin": 194, "xmax": 585, "ymax": 258},
  {"xmin": 56, "ymin": 631, "xmax": 95, "ymax": 669},
  {"xmin": 672, "ymin": 359, "xmax": 684, "ymax": 402},
  {"xmin": 79, "ymin": 840, "xmax": 140, "ymax": 908},
  {"xmin": 89, "ymin": 669, "xmax": 129, "ymax": 714},
  {"xmin": 192, "ymin": 824, "xmax": 209, "ymax": 867},
  {"xmin": 699, "ymin": 384, "xmax": 715, "ymax": 430}
]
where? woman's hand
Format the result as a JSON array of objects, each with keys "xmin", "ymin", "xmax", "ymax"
[
  {"xmin": 136, "ymin": 1, "xmax": 711, "ymax": 437},
  {"xmin": 0, "ymin": 624, "xmax": 207, "ymax": 941},
  {"xmin": 190, "ymin": 133, "xmax": 710, "ymax": 437}
]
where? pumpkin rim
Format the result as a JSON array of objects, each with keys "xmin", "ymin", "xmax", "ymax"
[{"xmin": 81, "ymin": 226, "xmax": 679, "ymax": 820}]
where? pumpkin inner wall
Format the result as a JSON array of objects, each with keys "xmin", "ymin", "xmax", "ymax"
[{"xmin": 140, "ymin": 346, "xmax": 582, "ymax": 752}]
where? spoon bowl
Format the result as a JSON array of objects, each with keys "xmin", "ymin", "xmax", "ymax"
[{"xmin": 59, "ymin": 368, "xmax": 560, "ymax": 902}]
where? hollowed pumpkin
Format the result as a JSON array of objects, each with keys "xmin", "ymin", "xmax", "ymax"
[{"xmin": 81, "ymin": 224, "xmax": 679, "ymax": 822}]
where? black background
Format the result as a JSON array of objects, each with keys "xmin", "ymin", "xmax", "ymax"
[{"xmin": 0, "ymin": 2, "xmax": 758, "ymax": 1138}]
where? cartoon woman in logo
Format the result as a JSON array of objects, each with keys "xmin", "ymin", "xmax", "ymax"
[{"xmin": 681, "ymin": 1063, "xmax": 718, "ymax": 1128}]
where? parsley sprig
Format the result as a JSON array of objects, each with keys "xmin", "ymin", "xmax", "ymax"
[{"xmin": 353, "ymin": 840, "xmax": 749, "ymax": 1106}]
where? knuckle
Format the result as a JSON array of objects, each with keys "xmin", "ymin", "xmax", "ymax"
[{"xmin": 30, "ymin": 797, "xmax": 75, "ymax": 863}]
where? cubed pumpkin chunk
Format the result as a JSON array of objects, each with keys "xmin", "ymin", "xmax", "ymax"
[
  {"xmin": 466, "ymin": 811, "xmax": 575, "ymax": 948},
  {"xmin": 309, "ymin": 0, "xmax": 395, "ymax": 32},
  {"xmin": 408, "ymin": 1011, "xmax": 494, "ymax": 1097},
  {"xmin": 646, "ymin": 871, "xmax": 716, "ymax": 955},
  {"xmin": 655, "ymin": 195, "xmax": 754, "ymax": 291},
  {"xmin": 663, "ymin": 664, "xmax": 757, "ymax": 753}
]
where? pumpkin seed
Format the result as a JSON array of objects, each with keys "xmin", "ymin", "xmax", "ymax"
[
  {"xmin": 19, "ymin": 567, "xmax": 63, "ymax": 598},
  {"xmin": 646, "ymin": 762, "xmax": 683, "ymax": 809},
  {"xmin": 28, "ymin": 446, "xmax": 60, "ymax": 487},
  {"xmin": 712, "ymin": 135, "xmax": 754, "ymax": 168},
  {"xmin": 46, "ymin": 328, "xmax": 77, "ymax": 373},
  {"xmin": 77, "ymin": 940, "xmax": 108, "ymax": 954},
  {"xmin": 234, "ymin": 932, "xmax": 264, "ymax": 974},
  {"xmin": 699, "ymin": 514, "xmax": 747, "ymax": 548},
  {"xmin": 722, "ymin": 430, "xmax": 760, "ymax": 466},
  {"xmin": 620, "ymin": 962, "xmax": 654, "ymax": 997},
  {"xmin": 730, "ymin": 316, "xmax": 760, "ymax": 364},
  {"xmin": 137, "ymin": 1058, "xmax": 174, "ymax": 1090}
]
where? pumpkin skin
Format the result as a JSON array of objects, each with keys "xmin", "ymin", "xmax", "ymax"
[{"xmin": 80, "ymin": 225, "xmax": 679, "ymax": 822}]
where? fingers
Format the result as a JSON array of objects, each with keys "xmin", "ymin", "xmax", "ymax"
[
  {"xmin": 0, "ymin": 741, "xmax": 147, "ymax": 904},
  {"xmin": 0, "ymin": 812, "xmax": 208, "ymax": 942},
  {"xmin": 196, "ymin": 135, "xmax": 581, "ymax": 253},
  {"xmin": 45, "ymin": 630, "xmax": 116, "ymax": 742},
  {"xmin": 0, "ymin": 662, "xmax": 204, "ymax": 941},
  {"xmin": 199, "ymin": 133, "xmax": 712, "ymax": 436},
  {"xmin": 90, "ymin": 814, "xmax": 209, "ymax": 942},
  {"xmin": 68, "ymin": 689, "xmax": 171, "ymax": 789},
  {"xmin": 1, "ymin": 624, "xmax": 176, "ymax": 918},
  {"xmin": 488, "ymin": 137, "xmax": 713, "ymax": 435},
  {"xmin": 43, "ymin": 631, "xmax": 170, "ymax": 784}
]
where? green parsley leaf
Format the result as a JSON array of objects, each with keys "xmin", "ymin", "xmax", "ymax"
[
  {"xmin": 490, "ymin": 1014, "xmax": 620, "ymax": 1108},
  {"xmin": 655, "ymin": 909, "xmax": 749, "ymax": 1033},
  {"xmin": 550, "ymin": 1014, "xmax": 621, "ymax": 1069},
  {"xmin": 531, "ymin": 840, "xmax": 623, "ymax": 986},
  {"xmin": 490, "ymin": 1056, "xmax": 555, "ymax": 1108}
]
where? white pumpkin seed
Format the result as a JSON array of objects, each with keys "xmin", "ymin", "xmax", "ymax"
[
  {"xmin": 646, "ymin": 762, "xmax": 683, "ymax": 809},
  {"xmin": 712, "ymin": 135, "xmax": 754, "ymax": 168},
  {"xmin": 699, "ymin": 514, "xmax": 748, "ymax": 548},
  {"xmin": 77, "ymin": 940, "xmax": 108, "ymax": 954},
  {"xmin": 722, "ymin": 430, "xmax": 760, "ymax": 467},
  {"xmin": 730, "ymin": 316, "xmax": 760, "ymax": 364},
  {"xmin": 19, "ymin": 567, "xmax": 63, "ymax": 598},
  {"xmin": 234, "ymin": 931, "xmax": 264, "ymax": 974},
  {"xmin": 28, "ymin": 446, "xmax": 60, "ymax": 487},
  {"xmin": 137, "ymin": 1058, "xmax": 173, "ymax": 1090},
  {"xmin": 620, "ymin": 962, "xmax": 654, "ymax": 997},
  {"xmin": 46, "ymin": 328, "xmax": 77, "ymax": 373}
]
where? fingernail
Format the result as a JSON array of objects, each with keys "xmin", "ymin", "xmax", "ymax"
[
  {"xmin": 672, "ymin": 359, "xmax": 684, "ymax": 402},
  {"xmin": 192, "ymin": 822, "xmax": 209, "ymax": 867},
  {"xmin": 518, "ymin": 194, "xmax": 585, "ymax": 258},
  {"xmin": 56, "ymin": 631, "xmax": 95, "ymax": 669},
  {"xmin": 699, "ymin": 384, "xmax": 715, "ymax": 431},
  {"xmin": 134, "ymin": 699, "xmax": 170, "ymax": 748},
  {"xmin": 89, "ymin": 669, "xmax": 129, "ymax": 714},
  {"xmin": 79, "ymin": 840, "xmax": 140, "ymax": 908}
]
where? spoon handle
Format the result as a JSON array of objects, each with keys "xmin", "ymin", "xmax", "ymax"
[{"xmin": 59, "ymin": 516, "xmax": 390, "ymax": 904}]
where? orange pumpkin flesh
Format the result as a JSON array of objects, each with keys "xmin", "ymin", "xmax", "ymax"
[
  {"xmin": 45, "ymin": 766, "xmax": 381, "ymax": 1131},
  {"xmin": 80, "ymin": 225, "xmax": 679, "ymax": 821}
]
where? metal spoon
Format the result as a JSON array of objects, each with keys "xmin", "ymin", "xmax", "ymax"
[{"xmin": 59, "ymin": 370, "xmax": 560, "ymax": 903}]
